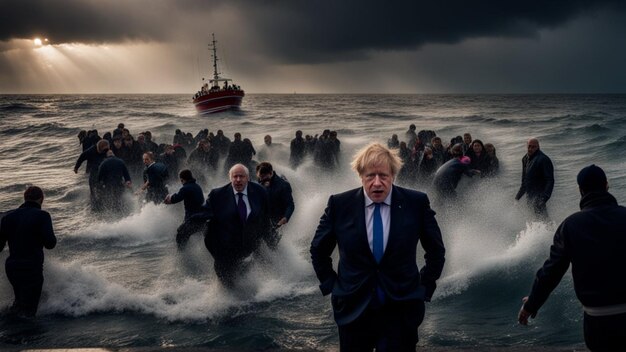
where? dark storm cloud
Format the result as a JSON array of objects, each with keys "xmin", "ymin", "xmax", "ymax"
[
  {"xmin": 1, "ymin": 0, "xmax": 624, "ymax": 63},
  {"xmin": 237, "ymin": 0, "xmax": 626, "ymax": 63},
  {"xmin": 0, "ymin": 0, "xmax": 229, "ymax": 44}
]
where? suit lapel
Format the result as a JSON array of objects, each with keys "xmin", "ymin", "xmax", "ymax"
[
  {"xmin": 384, "ymin": 186, "xmax": 405, "ymax": 263},
  {"xmin": 354, "ymin": 188, "xmax": 371, "ymax": 258}
]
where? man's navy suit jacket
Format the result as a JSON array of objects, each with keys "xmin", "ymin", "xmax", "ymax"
[
  {"xmin": 310, "ymin": 185, "xmax": 445, "ymax": 325},
  {"xmin": 203, "ymin": 182, "xmax": 271, "ymax": 262}
]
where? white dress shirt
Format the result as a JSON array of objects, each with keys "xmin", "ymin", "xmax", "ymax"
[{"xmin": 364, "ymin": 186, "xmax": 392, "ymax": 254}]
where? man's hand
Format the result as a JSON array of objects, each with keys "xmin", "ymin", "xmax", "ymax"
[
  {"xmin": 73, "ymin": 168, "xmax": 78, "ymax": 174},
  {"xmin": 276, "ymin": 217, "xmax": 288, "ymax": 227},
  {"xmin": 164, "ymin": 195, "xmax": 172, "ymax": 204},
  {"xmin": 518, "ymin": 296, "xmax": 536, "ymax": 325}
]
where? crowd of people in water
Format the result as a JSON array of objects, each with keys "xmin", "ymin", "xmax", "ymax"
[
  {"xmin": 5, "ymin": 119, "xmax": 626, "ymax": 351},
  {"xmin": 75, "ymin": 123, "xmax": 499, "ymax": 206}
]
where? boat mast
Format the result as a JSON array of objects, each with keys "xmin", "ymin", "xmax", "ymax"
[{"xmin": 210, "ymin": 33, "xmax": 220, "ymax": 85}]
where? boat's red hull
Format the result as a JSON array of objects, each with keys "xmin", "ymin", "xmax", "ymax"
[{"xmin": 193, "ymin": 90, "xmax": 244, "ymax": 114}]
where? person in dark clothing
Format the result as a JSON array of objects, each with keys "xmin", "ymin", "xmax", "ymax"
[
  {"xmin": 430, "ymin": 137, "xmax": 446, "ymax": 168},
  {"xmin": 159, "ymin": 145, "xmax": 181, "ymax": 183},
  {"xmin": 0, "ymin": 186, "xmax": 56, "ymax": 317},
  {"xmin": 97, "ymin": 150, "xmax": 132, "ymax": 214},
  {"xmin": 518, "ymin": 165, "xmax": 626, "ymax": 352},
  {"xmin": 314, "ymin": 130, "xmax": 337, "ymax": 171},
  {"xmin": 213, "ymin": 130, "xmax": 231, "ymax": 158},
  {"xmin": 143, "ymin": 131, "xmax": 159, "ymax": 153},
  {"xmin": 138, "ymin": 152, "xmax": 168, "ymax": 204},
  {"xmin": 202, "ymin": 164, "xmax": 272, "ymax": 288},
  {"xmin": 515, "ymin": 138, "xmax": 554, "ymax": 219},
  {"xmin": 310, "ymin": 143, "xmax": 445, "ymax": 351},
  {"xmin": 112, "ymin": 123, "xmax": 125, "ymax": 139},
  {"xmin": 242, "ymin": 138, "xmax": 257, "ymax": 170},
  {"xmin": 77, "ymin": 130, "xmax": 89, "ymax": 151},
  {"xmin": 290, "ymin": 130, "xmax": 306, "ymax": 169},
  {"xmin": 484, "ymin": 143, "xmax": 500, "ymax": 177},
  {"xmin": 417, "ymin": 147, "xmax": 438, "ymax": 184},
  {"xmin": 461, "ymin": 133, "xmax": 472, "ymax": 155},
  {"xmin": 387, "ymin": 134, "xmax": 400, "ymax": 149},
  {"xmin": 120, "ymin": 135, "xmax": 143, "ymax": 175},
  {"xmin": 432, "ymin": 144, "xmax": 479, "ymax": 203},
  {"xmin": 83, "ymin": 129, "xmax": 101, "ymax": 151},
  {"xmin": 165, "ymin": 170, "xmax": 206, "ymax": 248},
  {"xmin": 173, "ymin": 129, "xmax": 186, "ymax": 146},
  {"xmin": 256, "ymin": 162, "xmax": 295, "ymax": 250},
  {"xmin": 224, "ymin": 133, "xmax": 247, "ymax": 172},
  {"xmin": 464, "ymin": 139, "xmax": 491, "ymax": 176},
  {"xmin": 74, "ymin": 139, "xmax": 110, "ymax": 211}
]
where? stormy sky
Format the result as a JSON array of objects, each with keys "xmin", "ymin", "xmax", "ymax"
[{"xmin": 1, "ymin": 0, "xmax": 625, "ymax": 93}]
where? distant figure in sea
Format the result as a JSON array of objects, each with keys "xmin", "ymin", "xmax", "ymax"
[
  {"xmin": 256, "ymin": 162, "xmax": 295, "ymax": 249},
  {"xmin": 387, "ymin": 134, "xmax": 400, "ymax": 149},
  {"xmin": 518, "ymin": 165, "xmax": 626, "ymax": 351},
  {"xmin": 137, "ymin": 152, "xmax": 168, "ymax": 205},
  {"xmin": 484, "ymin": 143, "xmax": 499, "ymax": 177},
  {"xmin": 405, "ymin": 124, "xmax": 418, "ymax": 150},
  {"xmin": 0, "ymin": 186, "xmax": 56, "ymax": 317},
  {"xmin": 97, "ymin": 150, "xmax": 132, "ymax": 215},
  {"xmin": 515, "ymin": 138, "xmax": 554, "ymax": 219},
  {"xmin": 310, "ymin": 143, "xmax": 445, "ymax": 351},
  {"xmin": 461, "ymin": 133, "xmax": 472, "ymax": 154},
  {"xmin": 202, "ymin": 164, "xmax": 271, "ymax": 288},
  {"xmin": 164, "ymin": 169, "xmax": 205, "ymax": 248},
  {"xmin": 74, "ymin": 139, "xmax": 110, "ymax": 211},
  {"xmin": 289, "ymin": 130, "xmax": 306, "ymax": 169}
]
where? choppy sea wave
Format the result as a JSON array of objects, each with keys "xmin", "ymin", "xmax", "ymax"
[{"xmin": 1, "ymin": 94, "xmax": 625, "ymax": 349}]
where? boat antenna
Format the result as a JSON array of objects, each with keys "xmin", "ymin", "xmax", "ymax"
[{"xmin": 210, "ymin": 33, "xmax": 220, "ymax": 84}]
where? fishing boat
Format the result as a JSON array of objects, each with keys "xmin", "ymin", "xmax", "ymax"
[{"xmin": 193, "ymin": 34, "xmax": 244, "ymax": 114}]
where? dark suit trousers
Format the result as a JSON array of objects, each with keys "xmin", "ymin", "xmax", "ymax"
[
  {"xmin": 176, "ymin": 217, "xmax": 207, "ymax": 248},
  {"xmin": 338, "ymin": 299, "xmax": 425, "ymax": 352},
  {"xmin": 6, "ymin": 262, "xmax": 44, "ymax": 317}
]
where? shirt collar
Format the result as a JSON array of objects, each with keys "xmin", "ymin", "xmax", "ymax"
[{"xmin": 364, "ymin": 185, "xmax": 393, "ymax": 207}]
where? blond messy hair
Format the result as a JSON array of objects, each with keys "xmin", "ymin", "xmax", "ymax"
[{"xmin": 351, "ymin": 142, "xmax": 403, "ymax": 177}]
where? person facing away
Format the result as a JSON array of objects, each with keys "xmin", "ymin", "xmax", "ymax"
[
  {"xmin": 74, "ymin": 139, "xmax": 110, "ymax": 211},
  {"xmin": 256, "ymin": 162, "xmax": 295, "ymax": 250},
  {"xmin": 310, "ymin": 142, "xmax": 445, "ymax": 352},
  {"xmin": 97, "ymin": 149, "xmax": 132, "ymax": 214},
  {"xmin": 164, "ymin": 169, "xmax": 205, "ymax": 248},
  {"xmin": 518, "ymin": 165, "xmax": 626, "ymax": 352},
  {"xmin": 290, "ymin": 130, "xmax": 306, "ymax": 169},
  {"xmin": 137, "ymin": 152, "xmax": 168, "ymax": 204},
  {"xmin": 0, "ymin": 186, "xmax": 56, "ymax": 317},
  {"xmin": 202, "ymin": 163, "xmax": 271, "ymax": 288},
  {"xmin": 515, "ymin": 138, "xmax": 554, "ymax": 219}
]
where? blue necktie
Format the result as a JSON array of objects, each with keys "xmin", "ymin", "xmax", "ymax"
[
  {"xmin": 373, "ymin": 203, "xmax": 385, "ymax": 304},
  {"xmin": 373, "ymin": 203, "xmax": 384, "ymax": 263},
  {"xmin": 237, "ymin": 192, "xmax": 247, "ymax": 222}
]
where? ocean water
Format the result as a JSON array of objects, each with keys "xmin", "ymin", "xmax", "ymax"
[{"xmin": 1, "ymin": 94, "xmax": 625, "ymax": 349}]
